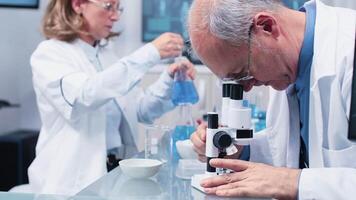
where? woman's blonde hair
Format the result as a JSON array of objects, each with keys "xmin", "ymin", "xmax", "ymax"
[{"xmin": 42, "ymin": 0, "xmax": 119, "ymax": 42}]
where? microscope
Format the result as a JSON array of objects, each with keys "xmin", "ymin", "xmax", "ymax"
[{"xmin": 191, "ymin": 82, "xmax": 254, "ymax": 192}]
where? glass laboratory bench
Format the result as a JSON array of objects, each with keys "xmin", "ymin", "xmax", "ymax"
[
  {"xmin": 76, "ymin": 157, "xmax": 269, "ymax": 200},
  {"xmin": 0, "ymin": 163, "xmax": 269, "ymax": 200},
  {"xmin": 0, "ymin": 157, "xmax": 270, "ymax": 200},
  {"xmin": 0, "ymin": 133, "xmax": 270, "ymax": 200}
]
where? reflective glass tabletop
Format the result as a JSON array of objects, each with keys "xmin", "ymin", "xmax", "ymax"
[
  {"xmin": 0, "ymin": 192, "xmax": 104, "ymax": 200},
  {"xmin": 76, "ymin": 156, "xmax": 269, "ymax": 200},
  {"xmin": 1, "ymin": 159, "xmax": 270, "ymax": 200},
  {"xmin": 0, "ymin": 133, "xmax": 269, "ymax": 200}
]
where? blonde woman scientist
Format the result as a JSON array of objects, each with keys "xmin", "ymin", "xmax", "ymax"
[{"xmin": 29, "ymin": 0, "xmax": 195, "ymax": 195}]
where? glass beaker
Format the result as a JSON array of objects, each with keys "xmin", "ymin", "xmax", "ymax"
[
  {"xmin": 144, "ymin": 124, "xmax": 159, "ymax": 160},
  {"xmin": 144, "ymin": 124, "xmax": 173, "ymax": 164}
]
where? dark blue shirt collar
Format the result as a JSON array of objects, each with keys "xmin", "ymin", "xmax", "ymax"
[
  {"xmin": 294, "ymin": 1, "xmax": 316, "ymax": 164},
  {"xmin": 296, "ymin": 2, "xmax": 316, "ymax": 80}
]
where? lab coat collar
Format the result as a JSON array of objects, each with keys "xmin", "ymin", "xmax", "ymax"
[
  {"xmin": 310, "ymin": 0, "xmax": 337, "ymax": 83},
  {"xmin": 72, "ymin": 39, "xmax": 100, "ymax": 63}
]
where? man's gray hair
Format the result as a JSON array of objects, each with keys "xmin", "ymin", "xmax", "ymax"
[{"xmin": 189, "ymin": 0, "xmax": 282, "ymax": 46}]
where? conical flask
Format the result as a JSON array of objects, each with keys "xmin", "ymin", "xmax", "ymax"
[{"xmin": 171, "ymin": 57, "xmax": 199, "ymax": 106}]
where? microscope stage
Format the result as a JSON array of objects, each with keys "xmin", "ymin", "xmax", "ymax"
[{"xmin": 191, "ymin": 174, "xmax": 214, "ymax": 193}]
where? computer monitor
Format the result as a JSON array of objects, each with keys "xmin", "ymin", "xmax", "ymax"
[
  {"xmin": 141, "ymin": 0, "xmax": 309, "ymax": 64},
  {"xmin": 142, "ymin": 0, "xmax": 192, "ymax": 42},
  {"xmin": 142, "ymin": 0, "xmax": 202, "ymax": 64},
  {"xmin": 282, "ymin": 0, "xmax": 307, "ymax": 10},
  {"xmin": 142, "ymin": 0, "xmax": 308, "ymax": 43},
  {"xmin": 0, "ymin": 0, "xmax": 39, "ymax": 8}
]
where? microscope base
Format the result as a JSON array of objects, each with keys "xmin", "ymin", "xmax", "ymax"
[{"xmin": 191, "ymin": 174, "xmax": 215, "ymax": 193}]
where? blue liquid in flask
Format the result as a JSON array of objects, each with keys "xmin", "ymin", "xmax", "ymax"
[{"xmin": 172, "ymin": 81, "xmax": 199, "ymax": 106}]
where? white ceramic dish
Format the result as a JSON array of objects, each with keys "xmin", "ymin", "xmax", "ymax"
[
  {"xmin": 119, "ymin": 158, "xmax": 162, "ymax": 178},
  {"xmin": 176, "ymin": 139, "xmax": 198, "ymax": 159}
]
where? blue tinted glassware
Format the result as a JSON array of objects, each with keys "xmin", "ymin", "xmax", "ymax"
[
  {"xmin": 171, "ymin": 125, "xmax": 195, "ymax": 162},
  {"xmin": 171, "ymin": 62, "xmax": 199, "ymax": 106},
  {"xmin": 171, "ymin": 104, "xmax": 195, "ymax": 162}
]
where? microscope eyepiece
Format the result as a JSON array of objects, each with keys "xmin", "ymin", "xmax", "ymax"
[
  {"xmin": 222, "ymin": 83, "xmax": 232, "ymax": 98},
  {"xmin": 230, "ymin": 84, "xmax": 244, "ymax": 100},
  {"xmin": 207, "ymin": 112, "xmax": 219, "ymax": 129}
]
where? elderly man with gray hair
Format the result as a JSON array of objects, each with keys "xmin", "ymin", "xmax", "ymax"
[{"xmin": 188, "ymin": 0, "xmax": 356, "ymax": 199}]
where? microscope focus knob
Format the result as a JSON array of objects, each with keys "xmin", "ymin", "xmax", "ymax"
[{"xmin": 213, "ymin": 131, "xmax": 232, "ymax": 149}]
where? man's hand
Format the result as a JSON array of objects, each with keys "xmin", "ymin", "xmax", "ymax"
[
  {"xmin": 190, "ymin": 123, "xmax": 207, "ymax": 162},
  {"xmin": 201, "ymin": 159, "xmax": 301, "ymax": 200}
]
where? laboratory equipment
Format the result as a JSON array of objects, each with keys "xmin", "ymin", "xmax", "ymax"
[
  {"xmin": 144, "ymin": 125, "xmax": 160, "ymax": 160},
  {"xmin": 119, "ymin": 159, "xmax": 163, "ymax": 179},
  {"xmin": 191, "ymin": 83, "xmax": 254, "ymax": 192},
  {"xmin": 171, "ymin": 57, "xmax": 199, "ymax": 106},
  {"xmin": 249, "ymin": 91, "xmax": 267, "ymax": 132},
  {"xmin": 175, "ymin": 139, "xmax": 197, "ymax": 159},
  {"xmin": 170, "ymin": 56, "xmax": 198, "ymax": 162},
  {"xmin": 144, "ymin": 125, "xmax": 172, "ymax": 163},
  {"xmin": 171, "ymin": 104, "xmax": 196, "ymax": 162}
]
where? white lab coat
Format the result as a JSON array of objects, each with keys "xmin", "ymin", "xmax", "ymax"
[
  {"xmin": 28, "ymin": 39, "xmax": 174, "ymax": 195},
  {"xmin": 250, "ymin": 0, "xmax": 356, "ymax": 199}
]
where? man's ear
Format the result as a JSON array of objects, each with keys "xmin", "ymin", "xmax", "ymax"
[
  {"xmin": 252, "ymin": 12, "xmax": 280, "ymax": 38},
  {"xmin": 72, "ymin": 0, "xmax": 84, "ymax": 14}
]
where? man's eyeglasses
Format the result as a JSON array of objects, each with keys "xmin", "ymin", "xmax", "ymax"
[
  {"xmin": 88, "ymin": 0, "xmax": 124, "ymax": 14},
  {"xmin": 224, "ymin": 25, "xmax": 254, "ymax": 83}
]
